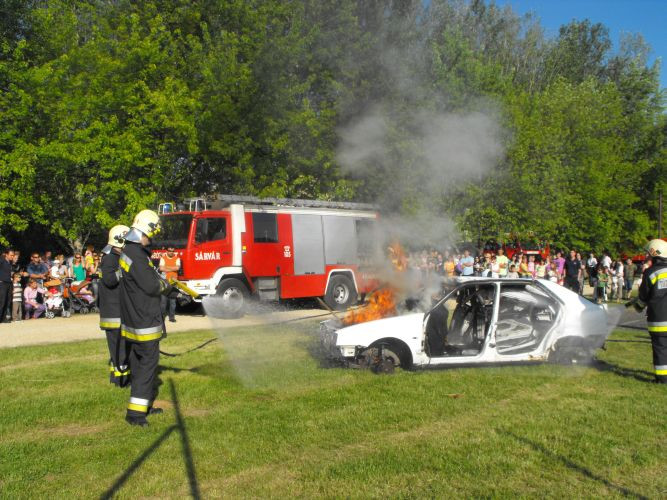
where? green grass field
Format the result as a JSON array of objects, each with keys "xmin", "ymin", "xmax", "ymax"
[{"xmin": 0, "ymin": 320, "xmax": 664, "ymax": 498}]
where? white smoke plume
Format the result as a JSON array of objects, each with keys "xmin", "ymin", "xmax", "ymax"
[{"xmin": 337, "ymin": 107, "xmax": 504, "ymax": 192}]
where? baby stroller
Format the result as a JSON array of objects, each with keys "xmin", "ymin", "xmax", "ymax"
[
  {"xmin": 43, "ymin": 279, "xmax": 72, "ymax": 318},
  {"xmin": 65, "ymin": 278, "xmax": 99, "ymax": 315}
]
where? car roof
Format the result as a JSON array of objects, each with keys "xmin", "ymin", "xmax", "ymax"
[{"xmin": 451, "ymin": 276, "xmax": 536, "ymax": 285}]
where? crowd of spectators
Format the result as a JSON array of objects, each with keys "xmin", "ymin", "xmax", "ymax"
[
  {"xmin": 404, "ymin": 247, "xmax": 649, "ymax": 304},
  {"xmin": 0, "ymin": 246, "xmax": 101, "ymax": 322}
]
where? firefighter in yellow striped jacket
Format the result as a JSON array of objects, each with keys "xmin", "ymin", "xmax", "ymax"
[
  {"xmin": 99, "ymin": 224, "xmax": 130, "ymax": 387},
  {"xmin": 637, "ymin": 239, "xmax": 667, "ymax": 384},
  {"xmin": 120, "ymin": 209, "xmax": 170, "ymax": 426}
]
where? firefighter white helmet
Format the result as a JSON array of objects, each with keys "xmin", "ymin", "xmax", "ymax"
[
  {"xmin": 646, "ymin": 239, "xmax": 667, "ymax": 257},
  {"xmin": 125, "ymin": 209, "xmax": 161, "ymax": 243},
  {"xmin": 108, "ymin": 224, "xmax": 130, "ymax": 248}
]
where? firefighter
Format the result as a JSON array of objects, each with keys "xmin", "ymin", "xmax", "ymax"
[
  {"xmin": 120, "ymin": 209, "xmax": 170, "ymax": 426},
  {"xmin": 99, "ymin": 224, "xmax": 131, "ymax": 387},
  {"xmin": 634, "ymin": 239, "xmax": 667, "ymax": 384}
]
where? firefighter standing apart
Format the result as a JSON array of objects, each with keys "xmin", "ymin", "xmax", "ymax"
[
  {"xmin": 120, "ymin": 209, "xmax": 170, "ymax": 426},
  {"xmin": 635, "ymin": 239, "xmax": 667, "ymax": 384},
  {"xmin": 159, "ymin": 247, "xmax": 180, "ymax": 323},
  {"xmin": 99, "ymin": 224, "xmax": 131, "ymax": 387}
]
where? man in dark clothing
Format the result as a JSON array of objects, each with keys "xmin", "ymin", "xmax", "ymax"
[
  {"xmin": 120, "ymin": 210, "xmax": 168, "ymax": 427},
  {"xmin": 99, "ymin": 225, "xmax": 130, "ymax": 387},
  {"xmin": 0, "ymin": 249, "xmax": 14, "ymax": 323},
  {"xmin": 564, "ymin": 250, "xmax": 582, "ymax": 294},
  {"xmin": 636, "ymin": 239, "xmax": 667, "ymax": 384}
]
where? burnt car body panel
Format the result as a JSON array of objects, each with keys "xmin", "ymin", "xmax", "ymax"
[{"xmin": 321, "ymin": 277, "xmax": 608, "ymax": 369}]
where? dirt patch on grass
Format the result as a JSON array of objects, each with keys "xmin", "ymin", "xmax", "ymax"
[
  {"xmin": 153, "ymin": 399, "xmax": 174, "ymax": 410},
  {"xmin": 185, "ymin": 408, "xmax": 212, "ymax": 417},
  {"xmin": 0, "ymin": 354, "xmax": 103, "ymax": 372},
  {"xmin": 4, "ymin": 423, "xmax": 112, "ymax": 444},
  {"xmin": 151, "ymin": 399, "xmax": 211, "ymax": 417},
  {"xmin": 203, "ymin": 464, "xmax": 299, "ymax": 497}
]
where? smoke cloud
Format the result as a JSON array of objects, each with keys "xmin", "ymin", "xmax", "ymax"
[{"xmin": 338, "ymin": 107, "xmax": 504, "ymax": 193}]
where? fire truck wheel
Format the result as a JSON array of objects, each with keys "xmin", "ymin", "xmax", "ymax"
[
  {"xmin": 215, "ymin": 278, "xmax": 249, "ymax": 319},
  {"xmin": 324, "ymin": 275, "xmax": 358, "ymax": 311}
]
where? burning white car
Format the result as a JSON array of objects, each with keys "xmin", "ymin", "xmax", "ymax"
[{"xmin": 320, "ymin": 277, "xmax": 609, "ymax": 373}]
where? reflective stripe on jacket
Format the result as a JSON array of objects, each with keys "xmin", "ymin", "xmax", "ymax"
[{"xmin": 639, "ymin": 257, "xmax": 667, "ymax": 332}]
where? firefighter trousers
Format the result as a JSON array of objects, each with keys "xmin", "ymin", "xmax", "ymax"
[
  {"xmin": 650, "ymin": 332, "xmax": 667, "ymax": 384},
  {"xmin": 126, "ymin": 339, "xmax": 160, "ymax": 417},
  {"xmin": 105, "ymin": 328, "xmax": 130, "ymax": 387}
]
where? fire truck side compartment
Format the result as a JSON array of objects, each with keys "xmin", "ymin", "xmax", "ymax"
[
  {"xmin": 323, "ymin": 216, "xmax": 358, "ymax": 265},
  {"xmin": 291, "ymin": 214, "xmax": 326, "ymax": 276}
]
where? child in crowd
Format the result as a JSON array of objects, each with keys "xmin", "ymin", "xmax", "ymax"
[
  {"xmin": 45, "ymin": 286, "xmax": 63, "ymax": 311},
  {"xmin": 597, "ymin": 265, "xmax": 609, "ymax": 303},
  {"xmin": 547, "ymin": 262, "xmax": 559, "ymax": 282},
  {"xmin": 11, "ymin": 272, "xmax": 23, "ymax": 321},
  {"xmin": 490, "ymin": 255, "xmax": 500, "ymax": 278},
  {"xmin": 527, "ymin": 255, "xmax": 536, "ymax": 278},
  {"xmin": 77, "ymin": 284, "xmax": 95, "ymax": 305},
  {"xmin": 507, "ymin": 264, "xmax": 519, "ymax": 279}
]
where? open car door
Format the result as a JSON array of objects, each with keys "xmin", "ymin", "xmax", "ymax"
[{"xmin": 423, "ymin": 282, "xmax": 499, "ymax": 366}]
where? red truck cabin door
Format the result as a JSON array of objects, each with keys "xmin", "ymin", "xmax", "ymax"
[
  {"xmin": 189, "ymin": 214, "xmax": 232, "ymax": 279},
  {"xmin": 244, "ymin": 211, "xmax": 287, "ymax": 277}
]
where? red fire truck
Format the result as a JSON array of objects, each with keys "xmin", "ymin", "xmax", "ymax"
[
  {"xmin": 152, "ymin": 195, "xmax": 380, "ymax": 317},
  {"xmin": 502, "ymin": 237, "xmax": 550, "ymax": 260}
]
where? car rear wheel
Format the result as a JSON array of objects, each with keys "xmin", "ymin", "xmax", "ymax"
[
  {"xmin": 215, "ymin": 278, "xmax": 249, "ymax": 319},
  {"xmin": 324, "ymin": 275, "xmax": 357, "ymax": 311},
  {"xmin": 549, "ymin": 337, "xmax": 594, "ymax": 365}
]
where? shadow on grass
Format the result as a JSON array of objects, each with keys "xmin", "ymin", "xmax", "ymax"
[
  {"xmin": 499, "ymin": 429, "xmax": 648, "ymax": 499},
  {"xmin": 100, "ymin": 379, "xmax": 201, "ymax": 499},
  {"xmin": 592, "ymin": 359, "xmax": 655, "ymax": 383}
]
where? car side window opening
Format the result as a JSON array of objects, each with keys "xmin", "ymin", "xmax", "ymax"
[
  {"xmin": 495, "ymin": 284, "xmax": 559, "ymax": 355},
  {"xmin": 195, "ymin": 217, "xmax": 227, "ymax": 244},
  {"xmin": 425, "ymin": 284, "xmax": 495, "ymax": 357},
  {"xmin": 252, "ymin": 213, "xmax": 278, "ymax": 243}
]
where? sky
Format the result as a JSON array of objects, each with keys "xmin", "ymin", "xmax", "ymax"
[{"xmin": 495, "ymin": 0, "xmax": 666, "ymax": 88}]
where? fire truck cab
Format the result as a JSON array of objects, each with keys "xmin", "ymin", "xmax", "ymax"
[{"xmin": 152, "ymin": 195, "xmax": 380, "ymax": 318}]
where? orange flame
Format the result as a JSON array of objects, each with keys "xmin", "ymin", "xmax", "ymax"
[
  {"xmin": 388, "ymin": 242, "xmax": 407, "ymax": 272},
  {"xmin": 343, "ymin": 241, "xmax": 405, "ymax": 325},
  {"xmin": 343, "ymin": 287, "xmax": 397, "ymax": 325}
]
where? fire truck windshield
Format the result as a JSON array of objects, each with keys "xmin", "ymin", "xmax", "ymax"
[{"xmin": 153, "ymin": 214, "xmax": 193, "ymax": 249}]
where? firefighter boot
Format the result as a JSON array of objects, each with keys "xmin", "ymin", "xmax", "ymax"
[
  {"xmin": 651, "ymin": 333, "xmax": 667, "ymax": 384},
  {"xmin": 125, "ymin": 414, "xmax": 148, "ymax": 427}
]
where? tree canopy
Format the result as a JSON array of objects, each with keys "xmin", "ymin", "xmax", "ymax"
[{"xmin": 0, "ymin": 0, "xmax": 664, "ymax": 254}]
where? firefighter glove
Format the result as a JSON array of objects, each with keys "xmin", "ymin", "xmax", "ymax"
[{"xmin": 159, "ymin": 278, "xmax": 173, "ymax": 296}]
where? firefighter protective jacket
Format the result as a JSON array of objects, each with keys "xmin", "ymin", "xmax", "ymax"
[
  {"xmin": 638, "ymin": 256, "xmax": 667, "ymax": 335},
  {"xmin": 98, "ymin": 248, "xmax": 122, "ymax": 330},
  {"xmin": 119, "ymin": 242, "xmax": 164, "ymax": 342}
]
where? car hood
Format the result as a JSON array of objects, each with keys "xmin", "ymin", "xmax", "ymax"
[{"xmin": 335, "ymin": 313, "xmax": 424, "ymax": 347}]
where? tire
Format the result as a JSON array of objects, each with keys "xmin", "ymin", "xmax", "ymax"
[
  {"xmin": 80, "ymin": 307, "xmax": 89, "ymax": 315},
  {"xmin": 215, "ymin": 278, "xmax": 249, "ymax": 319},
  {"xmin": 359, "ymin": 339, "xmax": 413, "ymax": 373},
  {"xmin": 90, "ymin": 306, "xmax": 99, "ymax": 313},
  {"xmin": 45, "ymin": 310, "xmax": 55, "ymax": 319},
  {"xmin": 324, "ymin": 275, "xmax": 357, "ymax": 311},
  {"xmin": 548, "ymin": 337, "xmax": 594, "ymax": 365}
]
